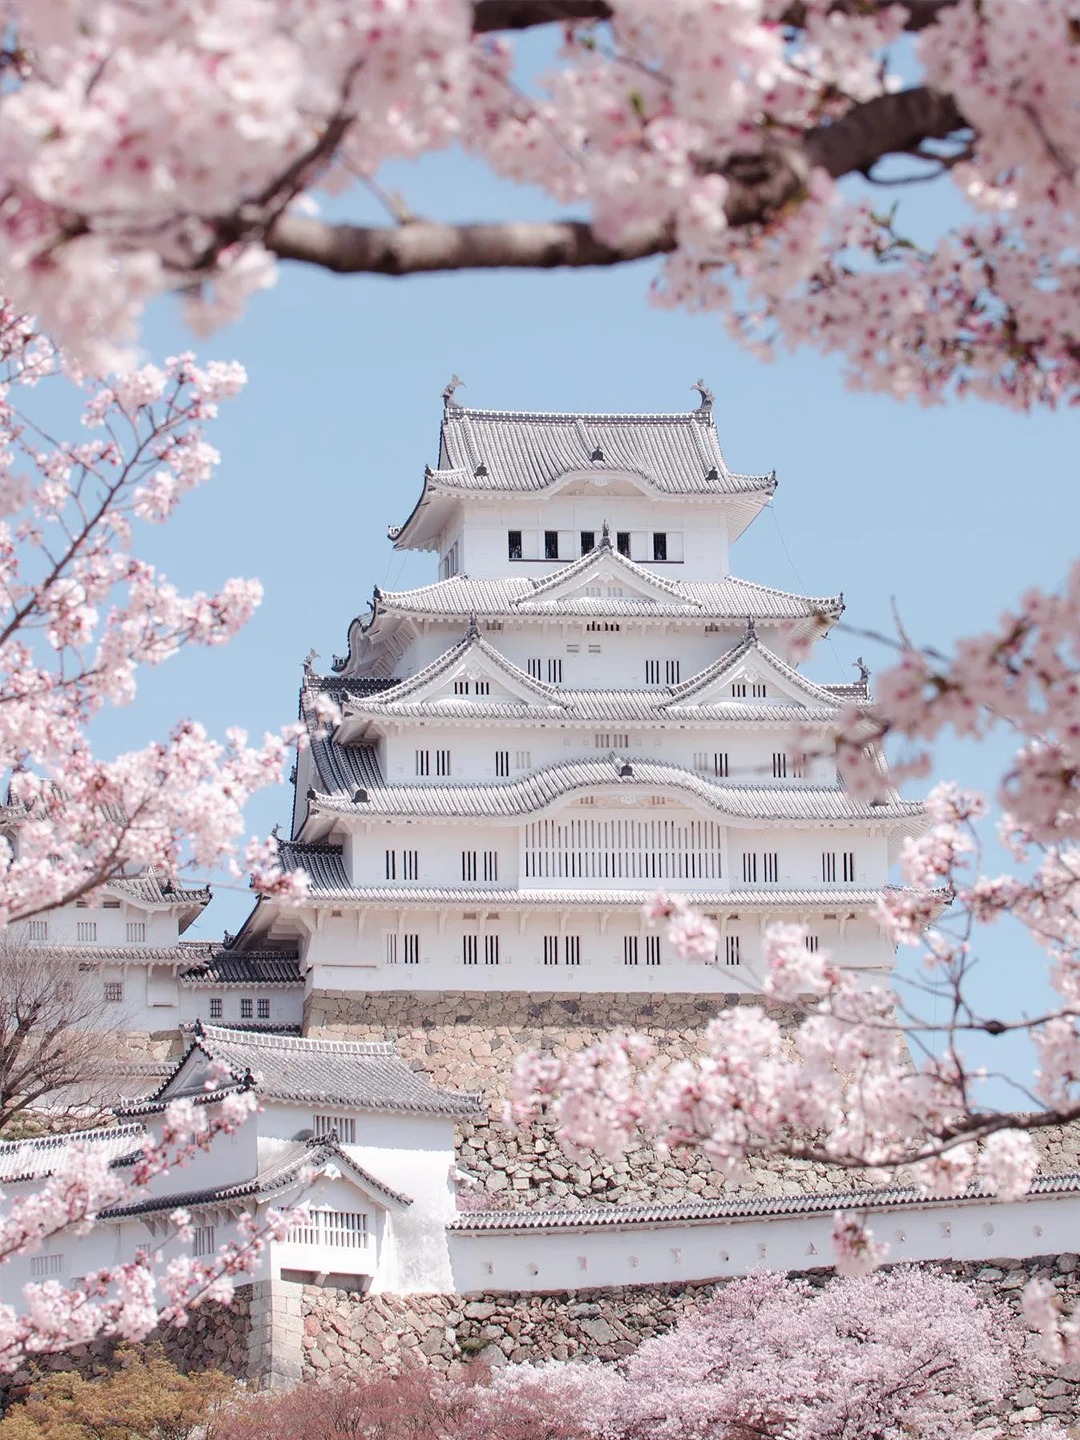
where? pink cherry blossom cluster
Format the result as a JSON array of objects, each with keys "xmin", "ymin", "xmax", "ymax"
[
  {"xmin": 0, "ymin": 1086, "xmax": 301, "ymax": 1367},
  {"xmin": 0, "ymin": 2, "xmax": 1077, "ymax": 404},
  {"xmin": 0, "ymin": 311, "xmax": 300, "ymax": 920}
]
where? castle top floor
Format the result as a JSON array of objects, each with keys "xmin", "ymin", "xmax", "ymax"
[{"xmin": 390, "ymin": 384, "xmax": 776, "ymax": 583}]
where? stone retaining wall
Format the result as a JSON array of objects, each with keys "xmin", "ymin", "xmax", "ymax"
[{"xmin": 299, "ymin": 1256, "xmax": 1080, "ymax": 1428}]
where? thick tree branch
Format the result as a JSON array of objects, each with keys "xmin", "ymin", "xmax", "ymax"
[
  {"xmin": 471, "ymin": 0, "xmax": 960, "ymax": 36},
  {"xmin": 264, "ymin": 85, "xmax": 968, "ymax": 278}
]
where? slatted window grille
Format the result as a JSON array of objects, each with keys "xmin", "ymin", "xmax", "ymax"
[
  {"xmin": 652, "ymin": 532, "xmax": 667, "ymax": 561},
  {"xmin": 763, "ymin": 852, "xmax": 779, "ymax": 883},
  {"xmin": 386, "ymin": 933, "xmax": 399, "ymax": 965},
  {"xmin": 415, "ymin": 749, "xmax": 430, "ymax": 777},
  {"xmin": 454, "ymin": 679, "xmax": 469, "ymax": 695},
  {"xmin": 462, "ymin": 850, "xmax": 478, "ymax": 882},
  {"xmin": 586, "ymin": 620, "xmax": 620, "ymax": 631},
  {"xmin": 543, "ymin": 935, "xmax": 559, "ymax": 966},
  {"xmin": 76, "ymin": 921, "xmax": 97, "ymax": 942},
  {"xmin": 240, "ymin": 998, "xmax": 253, "ymax": 1019},
  {"xmin": 508, "ymin": 530, "xmax": 523, "ymax": 560},
  {"xmin": 806, "ymin": 935, "xmax": 820, "ymax": 954},
  {"xmin": 435, "ymin": 749, "xmax": 451, "ymax": 776},
  {"xmin": 288, "ymin": 1209, "xmax": 369, "ymax": 1249},
  {"xmin": 483, "ymin": 850, "xmax": 499, "ymax": 882},
  {"xmin": 624, "ymin": 935, "xmax": 639, "ymax": 966},
  {"xmin": 743, "ymin": 852, "xmax": 779, "ymax": 883},
  {"xmin": 565, "ymin": 935, "xmax": 581, "ymax": 966},
  {"xmin": 475, "ymin": 680, "xmax": 490, "ymax": 695},
  {"xmin": 772, "ymin": 752, "xmax": 787, "ymax": 779},
  {"xmin": 402, "ymin": 850, "xmax": 419, "ymax": 881},
  {"xmin": 822, "ymin": 851, "xmax": 856, "ymax": 882},
  {"xmin": 524, "ymin": 817, "xmax": 723, "ymax": 881},
  {"xmin": 725, "ymin": 934, "xmax": 741, "ymax": 966},
  {"xmin": 257, "ymin": 998, "xmax": 271, "ymax": 1019},
  {"xmin": 527, "ymin": 658, "xmax": 542, "ymax": 680},
  {"xmin": 595, "ymin": 733, "xmax": 629, "ymax": 750},
  {"xmin": 544, "ymin": 530, "xmax": 559, "ymax": 560},
  {"xmin": 462, "ymin": 935, "xmax": 478, "ymax": 966},
  {"xmin": 792, "ymin": 752, "xmax": 808, "ymax": 779},
  {"xmin": 30, "ymin": 1254, "xmax": 64, "ymax": 1278},
  {"xmin": 314, "ymin": 1115, "xmax": 357, "ymax": 1143},
  {"xmin": 731, "ymin": 682, "xmax": 747, "ymax": 698},
  {"xmin": 645, "ymin": 935, "xmax": 661, "ymax": 966},
  {"xmin": 103, "ymin": 981, "xmax": 123, "ymax": 1003},
  {"xmin": 742, "ymin": 851, "xmax": 757, "ymax": 884},
  {"xmin": 209, "ymin": 997, "xmax": 222, "ymax": 1018},
  {"xmin": 495, "ymin": 750, "xmax": 510, "ymax": 777},
  {"xmin": 193, "ymin": 1226, "xmax": 216, "ymax": 1258},
  {"xmin": 694, "ymin": 752, "xmax": 730, "ymax": 779},
  {"xmin": 752, "ymin": 681, "xmax": 767, "ymax": 698},
  {"xmin": 484, "ymin": 935, "xmax": 500, "ymax": 966},
  {"xmin": 645, "ymin": 660, "xmax": 661, "ymax": 684},
  {"xmin": 126, "ymin": 921, "xmax": 146, "ymax": 942},
  {"xmin": 666, "ymin": 660, "xmax": 680, "ymax": 684},
  {"xmin": 385, "ymin": 849, "xmax": 396, "ymax": 880},
  {"xmin": 843, "ymin": 851, "xmax": 856, "ymax": 882},
  {"xmin": 404, "ymin": 934, "xmax": 420, "ymax": 965},
  {"xmin": 547, "ymin": 658, "xmax": 563, "ymax": 684},
  {"xmin": 515, "ymin": 750, "xmax": 531, "ymax": 769},
  {"xmin": 27, "ymin": 919, "xmax": 47, "ymax": 941}
]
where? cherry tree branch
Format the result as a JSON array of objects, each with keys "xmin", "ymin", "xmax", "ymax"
[{"xmin": 470, "ymin": 1, "xmax": 961, "ymax": 35}]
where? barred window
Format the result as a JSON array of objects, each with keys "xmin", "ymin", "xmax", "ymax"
[
  {"xmin": 240, "ymin": 998, "xmax": 253, "ymax": 1019},
  {"xmin": 314, "ymin": 1114, "xmax": 357, "ymax": 1143},
  {"xmin": 580, "ymin": 531, "xmax": 595, "ymax": 555},
  {"xmin": 402, "ymin": 850, "xmax": 419, "ymax": 881},
  {"xmin": 772, "ymin": 752, "xmax": 788, "ymax": 779},
  {"xmin": 209, "ymin": 997, "xmax": 223, "ymax": 1019},
  {"xmin": 435, "ymin": 749, "xmax": 451, "ymax": 776},
  {"xmin": 287, "ymin": 1209, "xmax": 369, "ymax": 1249},
  {"xmin": 751, "ymin": 681, "xmax": 767, "ymax": 698},
  {"xmin": 30, "ymin": 1254, "xmax": 64, "ymax": 1278},
  {"xmin": 483, "ymin": 850, "xmax": 498, "ymax": 882},
  {"xmin": 547, "ymin": 658, "xmax": 562, "ymax": 684},
  {"xmin": 665, "ymin": 660, "xmax": 680, "ymax": 684},
  {"xmin": 623, "ymin": 935, "xmax": 639, "ymax": 966},
  {"xmin": 103, "ymin": 981, "xmax": 123, "ymax": 1003},
  {"xmin": 462, "ymin": 850, "xmax": 478, "ymax": 882},
  {"xmin": 192, "ymin": 1225, "xmax": 216, "ymax": 1258},
  {"xmin": 565, "ymin": 935, "xmax": 581, "ymax": 966},
  {"xmin": 645, "ymin": 934, "xmax": 661, "ymax": 966},
  {"xmin": 495, "ymin": 750, "xmax": 510, "ymax": 777},
  {"xmin": 731, "ymin": 682, "xmax": 747, "ymax": 698},
  {"xmin": 76, "ymin": 921, "xmax": 97, "ymax": 942},
  {"xmin": 508, "ymin": 530, "xmax": 523, "ymax": 560},
  {"xmin": 724, "ymin": 934, "xmax": 741, "ymax": 966},
  {"xmin": 415, "ymin": 749, "xmax": 430, "ymax": 777},
  {"xmin": 257, "ymin": 998, "xmax": 271, "ymax": 1019},
  {"xmin": 126, "ymin": 921, "xmax": 146, "ymax": 942},
  {"xmin": 27, "ymin": 919, "xmax": 47, "ymax": 941},
  {"xmin": 462, "ymin": 935, "xmax": 478, "ymax": 966},
  {"xmin": 404, "ymin": 933, "xmax": 420, "ymax": 965},
  {"xmin": 543, "ymin": 935, "xmax": 559, "ymax": 966},
  {"xmin": 484, "ymin": 935, "xmax": 500, "ymax": 966}
]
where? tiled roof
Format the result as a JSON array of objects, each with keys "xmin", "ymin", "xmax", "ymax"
[
  {"xmin": 309, "ymin": 728, "xmax": 383, "ymax": 795},
  {"xmin": 666, "ymin": 631, "xmax": 843, "ymax": 710},
  {"xmin": 145, "ymin": 1025, "xmax": 482, "ymax": 1117},
  {"xmin": 372, "ymin": 573, "xmax": 841, "ymax": 624},
  {"xmin": 0, "ymin": 1123, "xmax": 145, "ymax": 1184},
  {"xmin": 102, "ymin": 1137, "xmax": 413, "ymax": 1220},
  {"xmin": 347, "ymin": 694, "xmax": 839, "ymax": 727},
  {"xmin": 179, "ymin": 952, "xmax": 303, "ymax": 987},
  {"xmin": 307, "ymin": 755, "xmax": 922, "ymax": 825},
  {"xmin": 449, "ymin": 1170, "xmax": 1080, "ymax": 1233},
  {"xmin": 107, "ymin": 869, "xmax": 211, "ymax": 907},
  {"xmin": 435, "ymin": 404, "xmax": 774, "ymax": 498},
  {"xmin": 27, "ymin": 943, "xmax": 210, "ymax": 965}
]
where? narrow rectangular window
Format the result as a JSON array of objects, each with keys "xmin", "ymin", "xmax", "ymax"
[
  {"xmin": 595, "ymin": 732, "xmax": 629, "ymax": 750},
  {"xmin": 565, "ymin": 935, "xmax": 581, "ymax": 966},
  {"xmin": 742, "ymin": 852, "xmax": 758, "ymax": 884},
  {"xmin": 475, "ymin": 680, "xmax": 490, "ymax": 695},
  {"xmin": 842, "ymin": 851, "xmax": 856, "ymax": 883},
  {"xmin": 822, "ymin": 851, "xmax": 838, "ymax": 883},
  {"xmin": 314, "ymin": 1114, "xmax": 357, "ymax": 1143},
  {"xmin": 731, "ymin": 682, "xmax": 747, "ymax": 698},
  {"xmin": 508, "ymin": 530, "xmax": 523, "ymax": 560},
  {"xmin": 645, "ymin": 660, "xmax": 661, "ymax": 685},
  {"xmin": 514, "ymin": 750, "xmax": 531, "ymax": 769},
  {"xmin": 752, "ymin": 681, "xmax": 767, "ymax": 698},
  {"xmin": 495, "ymin": 750, "xmax": 510, "ymax": 777},
  {"xmin": 693, "ymin": 751, "xmax": 710, "ymax": 772},
  {"xmin": 462, "ymin": 934, "xmax": 478, "ymax": 966},
  {"xmin": 806, "ymin": 934, "xmax": 820, "ymax": 954},
  {"xmin": 103, "ymin": 980, "xmax": 123, "ymax": 1003},
  {"xmin": 725, "ymin": 934, "xmax": 741, "ymax": 966},
  {"xmin": 763, "ymin": 852, "xmax": 779, "ymax": 883},
  {"xmin": 527, "ymin": 658, "xmax": 542, "ymax": 680},
  {"xmin": 484, "ymin": 935, "xmax": 500, "ymax": 966},
  {"xmin": 580, "ymin": 531, "xmax": 595, "ymax": 554},
  {"xmin": 386, "ymin": 932, "xmax": 398, "ymax": 967},
  {"xmin": 665, "ymin": 660, "xmax": 680, "ymax": 684},
  {"xmin": 652, "ymin": 532, "xmax": 668, "ymax": 561},
  {"xmin": 462, "ymin": 850, "xmax": 478, "ymax": 882},
  {"xmin": 454, "ymin": 679, "xmax": 469, "ymax": 695},
  {"xmin": 27, "ymin": 919, "xmax": 47, "ymax": 941},
  {"xmin": 623, "ymin": 935, "xmax": 639, "ymax": 966},
  {"xmin": 616, "ymin": 531, "xmax": 631, "ymax": 557},
  {"xmin": 645, "ymin": 934, "xmax": 661, "ymax": 966},
  {"xmin": 404, "ymin": 933, "xmax": 420, "ymax": 965},
  {"xmin": 193, "ymin": 1225, "xmax": 216, "ymax": 1259},
  {"xmin": 402, "ymin": 850, "xmax": 419, "ymax": 880},
  {"xmin": 792, "ymin": 751, "xmax": 807, "ymax": 779},
  {"xmin": 103, "ymin": 899, "xmax": 120, "ymax": 910},
  {"xmin": 547, "ymin": 658, "xmax": 563, "ymax": 684},
  {"xmin": 772, "ymin": 752, "xmax": 787, "ymax": 779},
  {"xmin": 436, "ymin": 749, "xmax": 451, "ymax": 776},
  {"xmin": 126, "ymin": 921, "xmax": 146, "ymax": 943},
  {"xmin": 257, "ymin": 998, "xmax": 271, "ymax": 1020},
  {"xmin": 209, "ymin": 997, "xmax": 223, "ymax": 1019},
  {"xmin": 543, "ymin": 935, "xmax": 559, "ymax": 966},
  {"xmin": 544, "ymin": 530, "xmax": 559, "ymax": 560},
  {"xmin": 240, "ymin": 998, "xmax": 253, "ymax": 1019},
  {"xmin": 483, "ymin": 850, "xmax": 499, "ymax": 882},
  {"xmin": 415, "ymin": 749, "xmax": 430, "ymax": 777},
  {"xmin": 76, "ymin": 921, "xmax": 97, "ymax": 942},
  {"xmin": 715, "ymin": 752, "xmax": 730, "ymax": 778},
  {"xmin": 385, "ymin": 849, "xmax": 396, "ymax": 880},
  {"xmin": 30, "ymin": 1254, "xmax": 64, "ymax": 1278}
]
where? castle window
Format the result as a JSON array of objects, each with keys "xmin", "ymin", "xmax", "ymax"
[
  {"xmin": 27, "ymin": 919, "xmax": 47, "ymax": 941},
  {"xmin": 763, "ymin": 852, "xmax": 779, "ymax": 883},
  {"xmin": 666, "ymin": 660, "xmax": 680, "ymax": 684},
  {"xmin": 462, "ymin": 851, "xmax": 478, "ymax": 882},
  {"xmin": 645, "ymin": 934, "xmax": 661, "ymax": 966},
  {"xmin": 580, "ymin": 531, "xmax": 595, "ymax": 555},
  {"xmin": 652, "ymin": 532, "xmax": 668, "ymax": 561},
  {"xmin": 126, "ymin": 921, "xmax": 146, "ymax": 943},
  {"xmin": 386, "ymin": 933, "xmax": 398, "ymax": 964},
  {"xmin": 515, "ymin": 750, "xmax": 531, "ymax": 769},
  {"xmin": 724, "ymin": 934, "xmax": 741, "ymax": 966},
  {"xmin": 404, "ymin": 934, "xmax": 420, "ymax": 965},
  {"xmin": 544, "ymin": 530, "xmax": 559, "ymax": 560},
  {"xmin": 772, "ymin": 752, "xmax": 788, "ymax": 779},
  {"xmin": 314, "ymin": 1114, "xmax": 357, "ymax": 1144},
  {"xmin": 385, "ymin": 849, "xmax": 396, "ymax": 880},
  {"xmin": 240, "ymin": 998, "xmax": 253, "ymax": 1019},
  {"xmin": 792, "ymin": 752, "xmax": 808, "ymax": 779},
  {"xmin": 192, "ymin": 1225, "xmax": 216, "ymax": 1258},
  {"xmin": 257, "ymin": 998, "xmax": 271, "ymax": 1020},
  {"xmin": 484, "ymin": 935, "xmax": 500, "ymax": 966},
  {"xmin": 742, "ymin": 851, "xmax": 757, "ymax": 884},
  {"xmin": 731, "ymin": 682, "xmax": 747, "ymax": 699},
  {"xmin": 822, "ymin": 850, "xmax": 856, "ymax": 883},
  {"xmin": 752, "ymin": 681, "xmax": 767, "ymax": 698},
  {"xmin": 543, "ymin": 935, "xmax": 559, "ymax": 966},
  {"xmin": 565, "ymin": 936, "xmax": 581, "ymax": 966},
  {"xmin": 462, "ymin": 935, "xmax": 478, "ymax": 966},
  {"xmin": 402, "ymin": 850, "xmax": 419, "ymax": 880},
  {"xmin": 454, "ymin": 679, "xmax": 469, "ymax": 695},
  {"xmin": 623, "ymin": 935, "xmax": 639, "ymax": 966},
  {"xmin": 806, "ymin": 935, "xmax": 820, "ymax": 954},
  {"xmin": 209, "ymin": 997, "xmax": 223, "ymax": 1019},
  {"xmin": 508, "ymin": 530, "xmax": 523, "ymax": 560},
  {"xmin": 440, "ymin": 541, "xmax": 460, "ymax": 579},
  {"xmin": 30, "ymin": 1254, "xmax": 64, "ymax": 1278},
  {"xmin": 103, "ymin": 980, "xmax": 123, "ymax": 1003},
  {"xmin": 616, "ymin": 531, "xmax": 631, "ymax": 557},
  {"xmin": 76, "ymin": 921, "xmax": 97, "ymax": 942},
  {"xmin": 475, "ymin": 680, "xmax": 489, "ymax": 695},
  {"xmin": 415, "ymin": 749, "xmax": 430, "ymax": 777},
  {"xmin": 527, "ymin": 658, "xmax": 542, "ymax": 680},
  {"xmin": 595, "ymin": 732, "xmax": 629, "ymax": 750},
  {"xmin": 547, "ymin": 658, "xmax": 563, "ymax": 684},
  {"xmin": 645, "ymin": 660, "xmax": 661, "ymax": 685},
  {"xmin": 435, "ymin": 749, "xmax": 451, "ymax": 776},
  {"xmin": 483, "ymin": 850, "xmax": 499, "ymax": 883},
  {"xmin": 495, "ymin": 750, "xmax": 510, "ymax": 777},
  {"xmin": 288, "ymin": 1209, "xmax": 369, "ymax": 1249}
]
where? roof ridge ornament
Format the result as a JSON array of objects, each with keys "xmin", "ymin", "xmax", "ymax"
[
  {"xmin": 746, "ymin": 615, "xmax": 756, "ymax": 639},
  {"xmin": 442, "ymin": 374, "xmax": 465, "ymax": 411},
  {"xmin": 465, "ymin": 613, "xmax": 481, "ymax": 641},
  {"xmin": 855, "ymin": 655, "xmax": 871, "ymax": 686},
  {"xmin": 302, "ymin": 648, "xmax": 319, "ymax": 675},
  {"xmin": 600, "ymin": 520, "xmax": 611, "ymax": 547},
  {"xmin": 692, "ymin": 378, "xmax": 715, "ymax": 414}
]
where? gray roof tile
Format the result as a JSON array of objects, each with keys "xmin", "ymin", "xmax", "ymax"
[
  {"xmin": 0, "ymin": 1124, "xmax": 145, "ymax": 1183},
  {"xmin": 179, "ymin": 953, "xmax": 303, "ymax": 987}
]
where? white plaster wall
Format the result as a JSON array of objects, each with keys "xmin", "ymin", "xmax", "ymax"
[
  {"xmin": 449, "ymin": 1191, "xmax": 1080, "ymax": 1294},
  {"xmin": 303, "ymin": 911, "xmax": 894, "ymax": 994},
  {"xmin": 177, "ymin": 988, "xmax": 304, "ymax": 1030}
]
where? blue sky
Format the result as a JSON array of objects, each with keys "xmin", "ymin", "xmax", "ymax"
[{"xmin": 43, "ymin": 141, "xmax": 1080, "ymax": 1094}]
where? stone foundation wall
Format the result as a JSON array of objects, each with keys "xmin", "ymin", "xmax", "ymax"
[
  {"xmin": 306, "ymin": 988, "xmax": 861, "ymax": 1206},
  {"xmin": 300, "ymin": 1256, "xmax": 1080, "ymax": 1428}
]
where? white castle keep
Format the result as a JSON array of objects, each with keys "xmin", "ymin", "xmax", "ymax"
[{"xmin": 9, "ymin": 386, "xmax": 1079, "ymax": 1328}]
